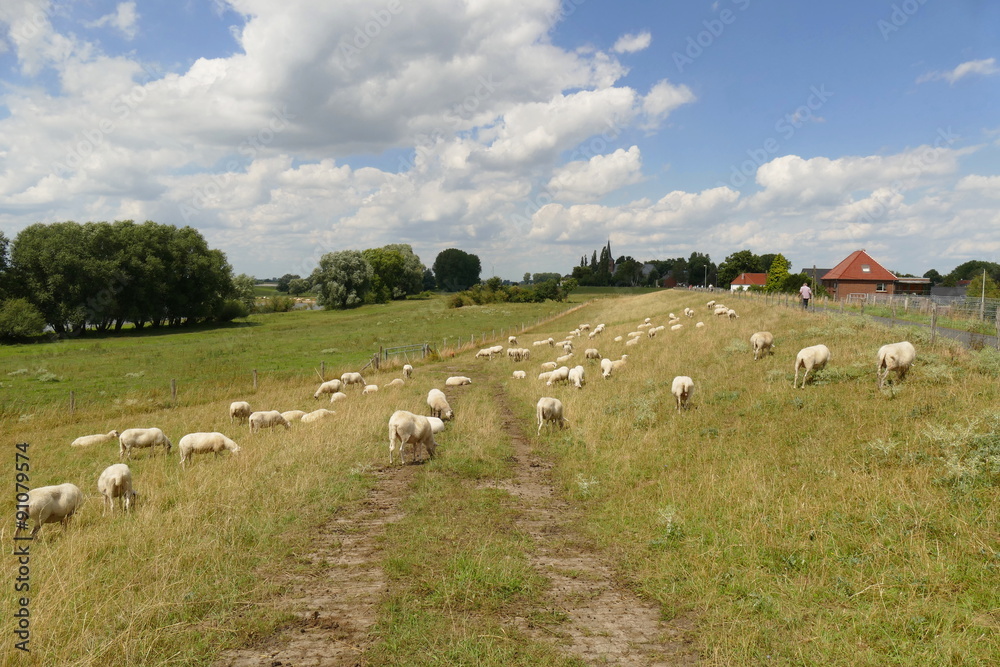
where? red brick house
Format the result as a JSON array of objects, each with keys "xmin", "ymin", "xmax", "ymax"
[
  {"xmin": 730, "ymin": 272, "xmax": 767, "ymax": 291},
  {"xmin": 821, "ymin": 250, "xmax": 897, "ymax": 300}
]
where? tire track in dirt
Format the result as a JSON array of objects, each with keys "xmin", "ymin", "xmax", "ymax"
[
  {"xmin": 487, "ymin": 383, "xmax": 700, "ymax": 666},
  {"xmin": 215, "ymin": 465, "xmax": 413, "ymax": 667}
]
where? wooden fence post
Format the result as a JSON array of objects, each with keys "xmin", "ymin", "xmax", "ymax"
[
  {"xmin": 252, "ymin": 370, "xmax": 257, "ymax": 390},
  {"xmin": 70, "ymin": 390, "xmax": 75, "ymax": 416},
  {"xmin": 171, "ymin": 378, "xmax": 177, "ymax": 402},
  {"xmin": 320, "ymin": 361, "xmax": 325, "ymax": 380},
  {"xmin": 931, "ymin": 304, "xmax": 938, "ymax": 347}
]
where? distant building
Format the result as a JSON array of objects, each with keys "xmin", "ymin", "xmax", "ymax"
[
  {"xmin": 730, "ymin": 272, "xmax": 767, "ymax": 291},
  {"xmin": 820, "ymin": 249, "xmax": 930, "ymax": 300}
]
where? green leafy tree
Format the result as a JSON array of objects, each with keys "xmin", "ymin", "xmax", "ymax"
[
  {"xmin": 0, "ymin": 298, "xmax": 46, "ymax": 341},
  {"xmin": 966, "ymin": 273, "xmax": 1000, "ymax": 299},
  {"xmin": 765, "ymin": 254, "xmax": 791, "ymax": 292},
  {"xmin": 433, "ymin": 248, "xmax": 481, "ymax": 291},
  {"xmin": 947, "ymin": 260, "xmax": 1000, "ymax": 285},
  {"xmin": 523, "ymin": 272, "xmax": 532, "ymax": 284},
  {"xmin": 923, "ymin": 269, "xmax": 942, "ymax": 285},
  {"xmin": 310, "ymin": 250, "xmax": 374, "ymax": 309},
  {"xmin": 287, "ymin": 278, "xmax": 310, "ymax": 296},
  {"xmin": 561, "ymin": 277, "xmax": 579, "ymax": 297},
  {"xmin": 231, "ymin": 273, "xmax": 257, "ymax": 312},
  {"xmin": 275, "ymin": 273, "xmax": 299, "ymax": 293},
  {"xmin": 382, "ymin": 243, "xmax": 426, "ymax": 297},
  {"xmin": 717, "ymin": 249, "xmax": 762, "ymax": 286},
  {"xmin": 363, "ymin": 248, "xmax": 407, "ymax": 303},
  {"xmin": 688, "ymin": 252, "xmax": 714, "ymax": 287},
  {"xmin": 422, "ymin": 268, "xmax": 436, "ymax": 291},
  {"xmin": 532, "ymin": 272, "xmax": 562, "ymax": 284}
]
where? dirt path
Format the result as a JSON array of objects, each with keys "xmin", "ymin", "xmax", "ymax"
[
  {"xmin": 486, "ymin": 386, "xmax": 700, "ymax": 665},
  {"xmin": 215, "ymin": 465, "xmax": 413, "ymax": 667}
]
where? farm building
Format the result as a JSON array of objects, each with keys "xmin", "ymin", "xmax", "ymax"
[
  {"xmin": 820, "ymin": 249, "xmax": 930, "ymax": 300},
  {"xmin": 729, "ymin": 272, "xmax": 767, "ymax": 291}
]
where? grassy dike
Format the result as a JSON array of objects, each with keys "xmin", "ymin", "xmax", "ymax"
[{"xmin": 3, "ymin": 289, "xmax": 1000, "ymax": 664}]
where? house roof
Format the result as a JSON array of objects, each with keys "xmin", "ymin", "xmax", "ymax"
[
  {"xmin": 731, "ymin": 272, "xmax": 767, "ymax": 286},
  {"xmin": 821, "ymin": 250, "xmax": 897, "ymax": 282}
]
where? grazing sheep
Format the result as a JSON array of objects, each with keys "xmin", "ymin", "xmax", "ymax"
[
  {"xmin": 532, "ymin": 340, "xmax": 547, "ymax": 347},
  {"xmin": 727, "ymin": 308, "xmax": 739, "ymax": 320},
  {"xmin": 538, "ymin": 371, "xmax": 555, "ymax": 382},
  {"xmin": 706, "ymin": 300, "xmax": 715, "ymax": 309},
  {"xmin": 556, "ymin": 352, "xmax": 574, "ymax": 364},
  {"xmin": 579, "ymin": 324, "xmax": 591, "ymax": 331},
  {"xmin": 340, "ymin": 372, "xmax": 366, "ymax": 389},
  {"xmin": 601, "ymin": 354, "xmax": 628, "ymax": 379},
  {"xmin": 301, "ymin": 408, "xmax": 336, "ymax": 423},
  {"xmin": 512, "ymin": 370, "xmax": 527, "ymax": 379},
  {"xmin": 178, "ymin": 432, "xmax": 241, "ymax": 467},
  {"xmin": 695, "ymin": 321, "xmax": 705, "ymax": 328},
  {"xmin": 714, "ymin": 306, "xmax": 729, "ymax": 317},
  {"xmin": 402, "ymin": 364, "xmax": 413, "ymax": 378},
  {"xmin": 540, "ymin": 361, "xmax": 558, "ymax": 371},
  {"xmin": 427, "ymin": 388, "xmax": 454, "ymax": 420},
  {"xmin": 877, "ymin": 341, "xmax": 917, "ymax": 388},
  {"xmin": 388, "ymin": 410, "xmax": 438, "ymax": 464},
  {"xmin": 312, "ymin": 380, "xmax": 343, "ymax": 399},
  {"xmin": 668, "ymin": 318, "xmax": 681, "ymax": 327},
  {"xmin": 119, "ymin": 428, "xmax": 172, "ymax": 460},
  {"xmin": 669, "ymin": 313, "xmax": 677, "ymax": 320},
  {"xmin": 71, "ymin": 429, "xmax": 120, "ymax": 447},
  {"xmin": 793, "ymin": 344, "xmax": 831, "ymax": 388},
  {"xmin": 546, "ymin": 366, "xmax": 571, "ymax": 386},
  {"xmin": 14, "ymin": 483, "xmax": 84, "ymax": 539},
  {"xmin": 625, "ymin": 337, "xmax": 641, "ymax": 347},
  {"xmin": 97, "ymin": 464, "xmax": 136, "ymax": 514},
  {"xmin": 613, "ymin": 335, "xmax": 624, "ymax": 342},
  {"xmin": 386, "ymin": 378, "xmax": 405, "ymax": 388},
  {"xmin": 628, "ymin": 330, "xmax": 643, "ymax": 338},
  {"xmin": 475, "ymin": 348, "xmax": 493, "ymax": 360},
  {"xmin": 684, "ymin": 308, "xmax": 695, "ymax": 318},
  {"xmin": 568, "ymin": 365, "xmax": 586, "ymax": 389},
  {"xmin": 445, "ymin": 376, "xmax": 472, "ymax": 386},
  {"xmin": 637, "ymin": 323, "xmax": 652, "ymax": 330},
  {"xmin": 508, "ymin": 335, "xmax": 518, "ymax": 345},
  {"xmin": 281, "ymin": 410, "xmax": 307, "ymax": 422},
  {"xmin": 584, "ymin": 348, "xmax": 602, "ymax": 360},
  {"xmin": 671, "ymin": 376, "xmax": 694, "ymax": 411},
  {"xmin": 647, "ymin": 327, "xmax": 658, "ymax": 339},
  {"xmin": 670, "ymin": 324, "xmax": 683, "ymax": 332},
  {"xmin": 249, "ymin": 410, "xmax": 291, "ymax": 433},
  {"xmin": 536, "ymin": 397, "xmax": 567, "ymax": 434},
  {"xmin": 329, "ymin": 391, "xmax": 348, "ymax": 404},
  {"xmin": 750, "ymin": 332, "xmax": 775, "ymax": 360},
  {"xmin": 230, "ymin": 401, "xmax": 253, "ymax": 424},
  {"xmin": 362, "ymin": 384, "xmax": 379, "ymax": 395},
  {"xmin": 644, "ymin": 317, "xmax": 652, "ymax": 324},
  {"xmin": 427, "ymin": 416, "xmax": 446, "ymax": 434}
]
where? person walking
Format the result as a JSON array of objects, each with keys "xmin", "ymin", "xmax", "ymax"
[{"xmin": 799, "ymin": 282, "xmax": 813, "ymax": 309}]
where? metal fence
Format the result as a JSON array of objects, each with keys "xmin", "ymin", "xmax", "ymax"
[{"xmin": 844, "ymin": 293, "xmax": 1000, "ymax": 321}]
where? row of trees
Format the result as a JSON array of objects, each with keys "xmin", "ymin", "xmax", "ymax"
[
  {"xmin": 571, "ymin": 243, "xmax": 718, "ymax": 288},
  {"xmin": 0, "ymin": 221, "xmax": 253, "ymax": 340}
]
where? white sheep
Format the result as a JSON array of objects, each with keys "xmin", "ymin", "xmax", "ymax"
[
  {"xmin": 340, "ymin": 372, "xmax": 366, "ymax": 389},
  {"xmin": 540, "ymin": 361, "xmax": 558, "ymax": 371},
  {"xmin": 647, "ymin": 327, "xmax": 658, "ymax": 339},
  {"xmin": 793, "ymin": 344, "xmax": 831, "ymax": 389},
  {"xmin": 402, "ymin": 364, "xmax": 414, "ymax": 378},
  {"xmin": 329, "ymin": 391, "xmax": 348, "ymax": 404},
  {"xmin": 538, "ymin": 371, "xmax": 555, "ymax": 382},
  {"xmin": 71, "ymin": 429, "xmax": 119, "ymax": 447},
  {"xmin": 546, "ymin": 366, "xmax": 570, "ymax": 386},
  {"xmin": 426, "ymin": 416, "xmax": 446, "ymax": 434},
  {"xmin": 695, "ymin": 322, "xmax": 705, "ymax": 328},
  {"xmin": 670, "ymin": 324, "xmax": 683, "ymax": 332},
  {"xmin": 671, "ymin": 376, "xmax": 694, "ymax": 411},
  {"xmin": 119, "ymin": 427, "xmax": 172, "ymax": 460},
  {"xmin": 556, "ymin": 352, "xmax": 574, "ymax": 364},
  {"xmin": 508, "ymin": 335, "xmax": 518, "ymax": 345},
  {"xmin": 389, "ymin": 410, "xmax": 438, "ymax": 464},
  {"xmin": 536, "ymin": 397, "xmax": 567, "ymax": 434},
  {"xmin": 427, "ymin": 388, "xmax": 454, "ymax": 420},
  {"xmin": 727, "ymin": 308, "xmax": 739, "ymax": 320},
  {"xmin": 249, "ymin": 410, "xmax": 291, "ymax": 433},
  {"xmin": 532, "ymin": 340, "xmax": 547, "ymax": 347},
  {"xmin": 178, "ymin": 432, "xmax": 241, "ymax": 467},
  {"xmin": 568, "ymin": 365, "xmax": 586, "ymax": 389},
  {"xmin": 684, "ymin": 308, "xmax": 695, "ymax": 318},
  {"xmin": 281, "ymin": 410, "xmax": 307, "ymax": 422},
  {"xmin": 669, "ymin": 312, "xmax": 677, "ymax": 320},
  {"xmin": 601, "ymin": 354, "xmax": 628, "ymax": 379},
  {"xmin": 706, "ymin": 300, "xmax": 716, "ymax": 309},
  {"xmin": 97, "ymin": 464, "xmax": 136, "ymax": 514},
  {"xmin": 625, "ymin": 337, "xmax": 641, "ymax": 347},
  {"xmin": 613, "ymin": 335, "xmax": 624, "ymax": 342},
  {"xmin": 230, "ymin": 401, "xmax": 252, "ymax": 424},
  {"xmin": 475, "ymin": 348, "xmax": 493, "ymax": 360},
  {"xmin": 301, "ymin": 408, "xmax": 336, "ymax": 423},
  {"xmin": 644, "ymin": 317, "xmax": 652, "ymax": 323},
  {"xmin": 386, "ymin": 378, "xmax": 405, "ymax": 388},
  {"xmin": 877, "ymin": 341, "xmax": 916, "ymax": 388},
  {"xmin": 14, "ymin": 483, "xmax": 84, "ymax": 539},
  {"xmin": 750, "ymin": 332, "xmax": 775, "ymax": 360},
  {"xmin": 668, "ymin": 318, "xmax": 681, "ymax": 327},
  {"xmin": 584, "ymin": 348, "xmax": 602, "ymax": 360},
  {"xmin": 579, "ymin": 323, "xmax": 591, "ymax": 331},
  {"xmin": 362, "ymin": 384, "xmax": 379, "ymax": 395},
  {"xmin": 512, "ymin": 370, "xmax": 527, "ymax": 379},
  {"xmin": 312, "ymin": 379, "xmax": 343, "ymax": 399},
  {"xmin": 445, "ymin": 376, "xmax": 472, "ymax": 386}
]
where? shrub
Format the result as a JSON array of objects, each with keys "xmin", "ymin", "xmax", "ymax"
[
  {"xmin": 0, "ymin": 298, "xmax": 46, "ymax": 341},
  {"xmin": 216, "ymin": 299, "xmax": 250, "ymax": 322}
]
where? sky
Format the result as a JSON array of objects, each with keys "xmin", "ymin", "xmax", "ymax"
[{"xmin": 0, "ymin": 0, "xmax": 998, "ymax": 282}]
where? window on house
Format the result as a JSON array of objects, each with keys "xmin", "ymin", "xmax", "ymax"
[
  {"xmin": 861, "ymin": 264, "xmax": 871, "ymax": 273},
  {"xmin": 876, "ymin": 282, "xmax": 886, "ymax": 292}
]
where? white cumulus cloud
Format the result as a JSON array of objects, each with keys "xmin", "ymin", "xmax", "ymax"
[{"xmin": 612, "ymin": 31, "xmax": 651, "ymax": 54}]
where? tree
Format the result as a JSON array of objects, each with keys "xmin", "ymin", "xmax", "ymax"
[
  {"xmin": 523, "ymin": 272, "xmax": 532, "ymax": 284},
  {"xmin": 381, "ymin": 243, "xmax": 426, "ymax": 297},
  {"xmin": 717, "ymin": 250, "xmax": 762, "ymax": 287},
  {"xmin": 287, "ymin": 278, "xmax": 310, "ymax": 296},
  {"xmin": 433, "ymin": 248, "xmax": 481, "ymax": 291},
  {"xmin": 561, "ymin": 277, "xmax": 579, "ymax": 297},
  {"xmin": 965, "ymin": 273, "xmax": 1000, "ymax": 299},
  {"xmin": 532, "ymin": 272, "xmax": 562, "ymax": 284},
  {"xmin": 923, "ymin": 269, "xmax": 942, "ymax": 285},
  {"xmin": 231, "ymin": 273, "xmax": 257, "ymax": 312},
  {"xmin": 688, "ymin": 252, "xmax": 714, "ymax": 287},
  {"xmin": 309, "ymin": 250, "xmax": 374, "ymax": 309},
  {"xmin": 614, "ymin": 258, "xmax": 643, "ymax": 286},
  {"xmin": 765, "ymin": 254, "xmax": 791, "ymax": 292},
  {"xmin": 363, "ymin": 248, "xmax": 407, "ymax": 303},
  {"xmin": 947, "ymin": 260, "xmax": 1000, "ymax": 284},
  {"xmin": 0, "ymin": 298, "xmax": 46, "ymax": 341},
  {"xmin": 0, "ymin": 231, "xmax": 8, "ymax": 301},
  {"xmin": 275, "ymin": 273, "xmax": 299, "ymax": 292},
  {"xmin": 422, "ymin": 268, "xmax": 436, "ymax": 291}
]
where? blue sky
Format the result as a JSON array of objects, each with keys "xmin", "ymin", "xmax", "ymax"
[{"xmin": 0, "ymin": 0, "xmax": 997, "ymax": 280}]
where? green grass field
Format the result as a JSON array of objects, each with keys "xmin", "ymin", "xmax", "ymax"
[{"xmin": 4, "ymin": 289, "xmax": 999, "ymax": 665}]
